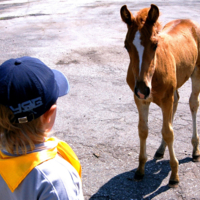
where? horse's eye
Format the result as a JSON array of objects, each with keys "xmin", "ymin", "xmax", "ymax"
[
  {"xmin": 124, "ymin": 45, "xmax": 129, "ymax": 52},
  {"xmin": 153, "ymin": 43, "xmax": 158, "ymax": 51}
]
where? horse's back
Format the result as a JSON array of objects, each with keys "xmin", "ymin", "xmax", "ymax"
[
  {"xmin": 159, "ymin": 19, "xmax": 200, "ymax": 88},
  {"xmin": 163, "ymin": 19, "xmax": 200, "ymax": 36},
  {"xmin": 162, "ymin": 19, "xmax": 200, "ymax": 54}
]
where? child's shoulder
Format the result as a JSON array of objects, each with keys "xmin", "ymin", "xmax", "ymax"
[
  {"xmin": 21, "ymin": 155, "xmax": 82, "ymax": 199},
  {"xmin": 35, "ymin": 154, "xmax": 80, "ymax": 180}
]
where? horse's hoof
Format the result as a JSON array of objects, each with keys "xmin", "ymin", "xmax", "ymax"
[
  {"xmin": 134, "ymin": 171, "xmax": 144, "ymax": 181},
  {"xmin": 168, "ymin": 180, "xmax": 179, "ymax": 188},
  {"xmin": 192, "ymin": 155, "xmax": 200, "ymax": 162},
  {"xmin": 154, "ymin": 152, "xmax": 164, "ymax": 160}
]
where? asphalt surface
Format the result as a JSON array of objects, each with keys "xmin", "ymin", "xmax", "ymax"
[{"xmin": 1, "ymin": 0, "xmax": 200, "ymax": 199}]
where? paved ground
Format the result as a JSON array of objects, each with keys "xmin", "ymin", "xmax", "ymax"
[{"xmin": 1, "ymin": 0, "xmax": 200, "ymax": 199}]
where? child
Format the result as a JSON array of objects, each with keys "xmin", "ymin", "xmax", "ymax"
[{"xmin": 0, "ymin": 56, "xmax": 84, "ymax": 200}]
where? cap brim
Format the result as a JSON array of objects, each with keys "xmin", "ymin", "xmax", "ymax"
[{"xmin": 52, "ymin": 69, "xmax": 70, "ymax": 97}]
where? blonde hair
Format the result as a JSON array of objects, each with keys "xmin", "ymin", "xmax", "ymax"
[{"xmin": 0, "ymin": 104, "xmax": 47, "ymax": 155}]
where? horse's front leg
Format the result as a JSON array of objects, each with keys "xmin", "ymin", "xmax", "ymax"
[
  {"xmin": 134, "ymin": 96, "xmax": 150, "ymax": 181},
  {"xmin": 154, "ymin": 90, "xmax": 179, "ymax": 159},
  {"xmin": 161, "ymin": 98, "xmax": 179, "ymax": 188}
]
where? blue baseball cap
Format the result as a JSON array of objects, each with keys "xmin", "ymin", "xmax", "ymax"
[{"xmin": 0, "ymin": 56, "xmax": 70, "ymax": 123}]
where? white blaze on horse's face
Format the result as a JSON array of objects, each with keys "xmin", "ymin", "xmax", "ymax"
[{"xmin": 133, "ymin": 31, "xmax": 144, "ymax": 76}]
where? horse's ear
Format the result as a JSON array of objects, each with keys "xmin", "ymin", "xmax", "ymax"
[
  {"xmin": 147, "ymin": 4, "xmax": 159, "ymax": 24},
  {"xmin": 120, "ymin": 5, "xmax": 134, "ymax": 25}
]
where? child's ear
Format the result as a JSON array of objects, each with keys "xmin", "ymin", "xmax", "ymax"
[{"xmin": 41, "ymin": 104, "xmax": 57, "ymax": 123}]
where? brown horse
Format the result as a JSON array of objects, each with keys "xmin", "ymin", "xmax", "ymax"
[{"xmin": 120, "ymin": 4, "xmax": 200, "ymax": 188}]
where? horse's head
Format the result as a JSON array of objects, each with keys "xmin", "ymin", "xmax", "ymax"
[{"xmin": 120, "ymin": 4, "xmax": 162, "ymax": 99}]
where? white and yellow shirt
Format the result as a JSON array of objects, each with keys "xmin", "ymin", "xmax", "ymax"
[{"xmin": 0, "ymin": 137, "xmax": 84, "ymax": 200}]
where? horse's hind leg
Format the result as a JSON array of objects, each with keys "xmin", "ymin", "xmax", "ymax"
[
  {"xmin": 190, "ymin": 67, "xmax": 200, "ymax": 162},
  {"xmin": 154, "ymin": 90, "xmax": 179, "ymax": 159}
]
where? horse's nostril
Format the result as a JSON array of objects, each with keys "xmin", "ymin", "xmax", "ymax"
[
  {"xmin": 145, "ymin": 87, "xmax": 150, "ymax": 98},
  {"xmin": 134, "ymin": 87, "xmax": 145, "ymax": 99},
  {"xmin": 134, "ymin": 87, "xmax": 141, "ymax": 98}
]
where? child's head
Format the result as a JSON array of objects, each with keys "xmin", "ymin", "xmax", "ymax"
[{"xmin": 0, "ymin": 56, "xmax": 69, "ymax": 154}]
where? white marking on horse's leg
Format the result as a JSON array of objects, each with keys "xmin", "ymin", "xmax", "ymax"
[
  {"xmin": 189, "ymin": 71, "xmax": 200, "ymax": 161},
  {"xmin": 133, "ymin": 31, "xmax": 144, "ymax": 76},
  {"xmin": 134, "ymin": 97, "xmax": 150, "ymax": 179},
  {"xmin": 191, "ymin": 112, "xmax": 198, "ymax": 144}
]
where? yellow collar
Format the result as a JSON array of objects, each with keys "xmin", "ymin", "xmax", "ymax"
[{"xmin": 0, "ymin": 137, "xmax": 81, "ymax": 192}]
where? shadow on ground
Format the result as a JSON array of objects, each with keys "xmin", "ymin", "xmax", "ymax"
[{"xmin": 90, "ymin": 157, "xmax": 192, "ymax": 200}]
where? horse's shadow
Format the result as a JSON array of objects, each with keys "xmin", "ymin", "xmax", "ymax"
[{"xmin": 90, "ymin": 157, "xmax": 192, "ymax": 200}]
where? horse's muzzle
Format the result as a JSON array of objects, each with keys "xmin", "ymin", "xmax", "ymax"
[{"xmin": 134, "ymin": 81, "xmax": 150, "ymax": 99}]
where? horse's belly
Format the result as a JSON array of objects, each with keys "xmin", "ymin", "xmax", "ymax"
[
  {"xmin": 175, "ymin": 44, "xmax": 197, "ymax": 88},
  {"xmin": 176, "ymin": 63, "xmax": 195, "ymax": 88}
]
